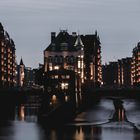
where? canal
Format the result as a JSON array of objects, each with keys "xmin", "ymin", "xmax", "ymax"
[{"xmin": 0, "ymin": 95, "xmax": 140, "ymax": 140}]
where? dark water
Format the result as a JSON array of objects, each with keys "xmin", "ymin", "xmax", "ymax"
[{"xmin": 0, "ymin": 97, "xmax": 140, "ymax": 140}]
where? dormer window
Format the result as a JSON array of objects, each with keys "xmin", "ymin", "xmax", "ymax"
[
  {"xmin": 54, "ymin": 56, "xmax": 58, "ymax": 63},
  {"xmin": 61, "ymin": 42, "xmax": 67, "ymax": 47},
  {"xmin": 60, "ymin": 43, "xmax": 68, "ymax": 51}
]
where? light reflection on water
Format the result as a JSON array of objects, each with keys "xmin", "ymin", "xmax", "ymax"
[
  {"xmin": 15, "ymin": 105, "xmax": 38, "ymax": 122},
  {"xmin": 19, "ymin": 105, "xmax": 25, "ymax": 121},
  {"xmin": 0, "ymin": 98, "xmax": 140, "ymax": 140},
  {"xmin": 0, "ymin": 121, "xmax": 136, "ymax": 140},
  {"xmin": 41, "ymin": 125, "xmax": 135, "ymax": 140}
]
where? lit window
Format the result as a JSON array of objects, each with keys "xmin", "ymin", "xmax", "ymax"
[
  {"xmin": 54, "ymin": 75, "xmax": 58, "ymax": 79},
  {"xmin": 66, "ymin": 75, "xmax": 70, "ymax": 79},
  {"xmin": 78, "ymin": 61, "xmax": 81, "ymax": 68},
  {"xmin": 61, "ymin": 83, "xmax": 69, "ymax": 90},
  {"xmin": 54, "ymin": 66, "xmax": 59, "ymax": 70},
  {"xmin": 1, "ymin": 41, "xmax": 4, "ymax": 46},
  {"xmin": 49, "ymin": 66, "xmax": 52, "ymax": 71},
  {"xmin": 61, "ymin": 75, "xmax": 65, "ymax": 79}
]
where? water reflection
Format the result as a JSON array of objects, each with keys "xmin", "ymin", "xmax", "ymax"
[
  {"xmin": 0, "ymin": 97, "xmax": 140, "ymax": 140},
  {"xmin": 19, "ymin": 106, "xmax": 25, "ymax": 121},
  {"xmin": 15, "ymin": 105, "xmax": 38, "ymax": 122},
  {"xmin": 74, "ymin": 126, "xmax": 85, "ymax": 140},
  {"xmin": 118, "ymin": 109, "xmax": 125, "ymax": 122},
  {"xmin": 75, "ymin": 91, "xmax": 83, "ymax": 109},
  {"xmin": 41, "ymin": 125, "xmax": 102, "ymax": 140},
  {"xmin": 111, "ymin": 99, "xmax": 127, "ymax": 122},
  {"xmin": 73, "ymin": 126, "xmax": 101, "ymax": 140}
]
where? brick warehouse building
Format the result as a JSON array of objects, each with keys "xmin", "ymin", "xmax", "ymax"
[
  {"xmin": 118, "ymin": 57, "xmax": 132, "ymax": 87},
  {"xmin": 0, "ymin": 23, "xmax": 16, "ymax": 88},
  {"xmin": 102, "ymin": 58, "xmax": 132, "ymax": 88},
  {"xmin": 44, "ymin": 30, "xmax": 102, "ymax": 92},
  {"xmin": 132, "ymin": 42, "xmax": 140, "ymax": 86}
]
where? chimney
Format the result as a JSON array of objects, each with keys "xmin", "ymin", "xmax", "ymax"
[
  {"xmin": 51, "ymin": 32, "xmax": 56, "ymax": 43},
  {"xmin": 72, "ymin": 32, "xmax": 77, "ymax": 37}
]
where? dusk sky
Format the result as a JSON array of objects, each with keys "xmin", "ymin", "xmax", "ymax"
[{"xmin": 0, "ymin": 0, "xmax": 140, "ymax": 68}]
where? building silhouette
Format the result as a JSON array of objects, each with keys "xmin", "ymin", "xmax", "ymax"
[
  {"xmin": 118, "ymin": 57, "xmax": 132, "ymax": 87},
  {"xmin": 44, "ymin": 30, "xmax": 102, "ymax": 92},
  {"xmin": 81, "ymin": 31, "xmax": 102, "ymax": 86},
  {"xmin": 33, "ymin": 64, "xmax": 44, "ymax": 86},
  {"xmin": 0, "ymin": 23, "xmax": 16, "ymax": 88},
  {"xmin": 102, "ymin": 57, "xmax": 132, "ymax": 88},
  {"xmin": 102, "ymin": 42, "xmax": 140, "ymax": 88},
  {"xmin": 102, "ymin": 62, "xmax": 118, "ymax": 88},
  {"xmin": 132, "ymin": 42, "xmax": 140, "ymax": 86}
]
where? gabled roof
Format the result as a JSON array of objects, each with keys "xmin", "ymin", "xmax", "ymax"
[
  {"xmin": 45, "ymin": 30, "xmax": 79, "ymax": 52},
  {"xmin": 0, "ymin": 23, "xmax": 15, "ymax": 50},
  {"xmin": 44, "ymin": 30, "xmax": 101, "ymax": 52}
]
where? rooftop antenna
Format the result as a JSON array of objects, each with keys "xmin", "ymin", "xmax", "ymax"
[{"xmin": 95, "ymin": 30, "xmax": 97, "ymax": 36}]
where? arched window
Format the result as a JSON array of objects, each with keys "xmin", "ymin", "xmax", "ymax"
[
  {"xmin": 54, "ymin": 55, "xmax": 58, "ymax": 63},
  {"xmin": 65, "ymin": 56, "xmax": 67, "ymax": 63},
  {"xmin": 70, "ymin": 55, "xmax": 75, "ymax": 63},
  {"xmin": 48, "ymin": 56, "xmax": 53, "ymax": 63},
  {"xmin": 60, "ymin": 55, "xmax": 63, "ymax": 63}
]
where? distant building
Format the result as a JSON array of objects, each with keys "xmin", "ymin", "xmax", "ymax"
[
  {"xmin": 102, "ymin": 58, "xmax": 132, "ymax": 88},
  {"xmin": 102, "ymin": 62, "xmax": 118, "ymax": 88},
  {"xmin": 24, "ymin": 67, "xmax": 34, "ymax": 87},
  {"xmin": 132, "ymin": 42, "xmax": 140, "ymax": 86},
  {"xmin": 118, "ymin": 57, "xmax": 132, "ymax": 87},
  {"xmin": 17, "ymin": 58, "xmax": 34, "ymax": 87},
  {"xmin": 0, "ymin": 23, "xmax": 16, "ymax": 88},
  {"xmin": 44, "ymin": 30, "xmax": 102, "ymax": 92}
]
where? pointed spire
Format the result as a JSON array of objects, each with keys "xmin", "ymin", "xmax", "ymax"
[
  {"xmin": 20, "ymin": 57, "xmax": 24, "ymax": 65},
  {"xmin": 74, "ymin": 35, "xmax": 84, "ymax": 47}
]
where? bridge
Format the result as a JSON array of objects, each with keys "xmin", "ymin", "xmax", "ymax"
[{"xmin": 37, "ymin": 87, "xmax": 140, "ymax": 126}]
